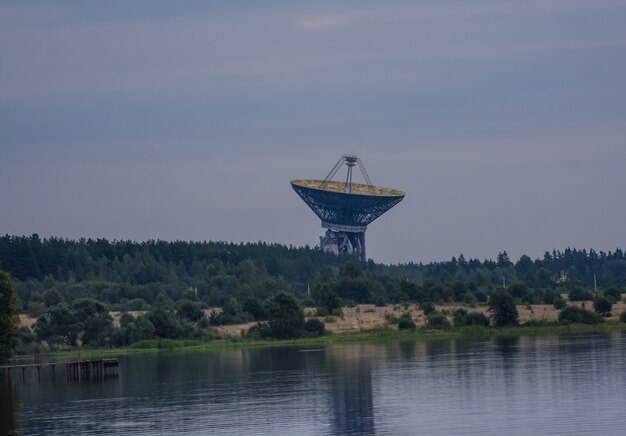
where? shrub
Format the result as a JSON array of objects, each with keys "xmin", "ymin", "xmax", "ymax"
[
  {"xmin": 522, "ymin": 289, "xmax": 545, "ymax": 305},
  {"xmin": 463, "ymin": 293, "xmax": 478, "ymax": 306},
  {"xmin": 604, "ymin": 287, "xmax": 623, "ymax": 303},
  {"xmin": 592, "ymin": 296, "xmax": 613, "ymax": 317},
  {"xmin": 19, "ymin": 326, "xmax": 35, "ymax": 345},
  {"xmin": 245, "ymin": 322, "xmax": 271, "ymax": 340},
  {"xmin": 303, "ymin": 319, "xmax": 325, "ymax": 337},
  {"xmin": 453, "ymin": 308, "xmax": 468, "ymax": 327},
  {"xmin": 323, "ymin": 315, "xmax": 336, "ymax": 323},
  {"xmin": 620, "ymin": 311, "xmax": 626, "ymax": 323},
  {"xmin": 384, "ymin": 312, "xmax": 399, "ymax": 324},
  {"xmin": 397, "ymin": 312, "xmax": 416, "ymax": 330},
  {"xmin": 331, "ymin": 308, "xmax": 344, "ymax": 318},
  {"xmin": 453, "ymin": 308, "xmax": 489, "ymax": 327},
  {"xmin": 176, "ymin": 299, "xmax": 204, "ymax": 322},
  {"xmin": 318, "ymin": 285, "xmax": 342, "ymax": 314},
  {"xmin": 474, "ymin": 290, "xmax": 488, "ymax": 303},
  {"xmin": 398, "ymin": 318, "xmax": 415, "ymax": 330},
  {"xmin": 464, "ymin": 311, "xmax": 490, "ymax": 327},
  {"xmin": 420, "ymin": 301, "xmax": 435, "ymax": 316},
  {"xmin": 315, "ymin": 307, "xmax": 329, "ymax": 317},
  {"xmin": 568, "ymin": 287, "xmax": 593, "ymax": 302},
  {"xmin": 375, "ymin": 296, "xmax": 387, "ymax": 307},
  {"xmin": 553, "ymin": 295, "xmax": 567, "ymax": 310},
  {"xmin": 243, "ymin": 297, "xmax": 267, "ymax": 321},
  {"xmin": 558, "ymin": 306, "xmax": 604, "ymax": 324},
  {"xmin": 542, "ymin": 289, "xmax": 557, "ymax": 305},
  {"xmin": 426, "ymin": 311, "xmax": 451, "ymax": 329},
  {"xmin": 509, "ymin": 283, "xmax": 529, "ymax": 299}
]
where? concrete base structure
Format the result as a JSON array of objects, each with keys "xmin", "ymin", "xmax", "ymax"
[{"xmin": 320, "ymin": 229, "xmax": 366, "ymax": 262}]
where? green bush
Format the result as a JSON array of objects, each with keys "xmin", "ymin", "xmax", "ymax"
[
  {"xmin": 568, "ymin": 287, "xmax": 593, "ymax": 301},
  {"xmin": 453, "ymin": 308, "xmax": 489, "ymax": 327},
  {"xmin": 620, "ymin": 311, "xmax": 626, "ymax": 322},
  {"xmin": 558, "ymin": 306, "xmax": 604, "ymax": 324},
  {"xmin": 474, "ymin": 290, "xmax": 488, "ymax": 303},
  {"xmin": 542, "ymin": 290, "xmax": 556, "ymax": 305},
  {"xmin": 426, "ymin": 311, "xmax": 451, "ymax": 329},
  {"xmin": 465, "ymin": 311, "xmax": 490, "ymax": 327},
  {"xmin": 553, "ymin": 295, "xmax": 567, "ymax": 310},
  {"xmin": 420, "ymin": 301, "xmax": 435, "ymax": 316},
  {"xmin": 303, "ymin": 319, "xmax": 325, "ymax": 336},
  {"xmin": 398, "ymin": 318, "xmax": 415, "ymax": 330},
  {"xmin": 397, "ymin": 312, "xmax": 416, "ymax": 330},
  {"xmin": 384, "ymin": 312, "xmax": 399, "ymax": 324},
  {"xmin": 509, "ymin": 283, "xmax": 529, "ymax": 299},
  {"xmin": 463, "ymin": 293, "xmax": 478, "ymax": 306},
  {"xmin": 592, "ymin": 296, "xmax": 613, "ymax": 317},
  {"xmin": 604, "ymin": 287, "xmax": 622, "ymax": 303},
  {"xmin": 331, "ymin": 308, "xmax": 343, "ymax": 318},
  {"xmin": 453, "ymin": 308, "xmax": 468, "ymax": 327},
  {"xmin": 315, "ymin": 307, "xmax": 329, "ymax": 317}
]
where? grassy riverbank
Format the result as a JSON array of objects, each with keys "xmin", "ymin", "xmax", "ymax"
[{"xmin": 41, "ymin": 321, "xmax": 626, "ymax": 361}]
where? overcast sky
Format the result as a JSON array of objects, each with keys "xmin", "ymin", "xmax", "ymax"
[{"xmin": 1, "ymin": 0, "xmax": 625, "ymax": 264}]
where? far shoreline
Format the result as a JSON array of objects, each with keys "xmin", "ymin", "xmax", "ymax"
[{"xmin": 24, "ymin": 321, "xmax": 626, "ymax": 362}]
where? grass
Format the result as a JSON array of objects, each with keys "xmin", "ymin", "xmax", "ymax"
[{"xmin": 35, "ymin": 321, "xmax": 626, "ymax": 360}]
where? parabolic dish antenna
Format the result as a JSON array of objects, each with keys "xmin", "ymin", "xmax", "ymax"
[{"xmin": 291, "ymin": 155, "xmax": 405, "ymax": 261}]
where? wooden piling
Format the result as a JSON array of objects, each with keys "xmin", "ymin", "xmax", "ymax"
[{"xmin": 1, "ymin": 357, "xmax": 119, "ymax": 383}]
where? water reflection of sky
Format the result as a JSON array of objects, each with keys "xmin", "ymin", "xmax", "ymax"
[{"xmin": 4, "ymin": 332, "xmax": 626, "ymax": 435}]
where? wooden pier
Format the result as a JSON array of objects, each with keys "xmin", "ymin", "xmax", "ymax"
[{"xmin": 1, "ymin": 357, "xmax": 119, "ymax": 382}]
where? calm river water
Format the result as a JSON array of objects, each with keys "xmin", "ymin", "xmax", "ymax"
[{"xmin": 2, "ymin": 332, "xmax": 625, "ymax": 435}]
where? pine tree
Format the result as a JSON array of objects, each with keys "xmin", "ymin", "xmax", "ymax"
[{"xmin": 0, "ymin": 267, "xmax": 20, "ymax": 362}]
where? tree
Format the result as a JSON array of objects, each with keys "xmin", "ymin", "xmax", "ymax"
[
  {"xmin": 604, "ymin": 287, "xmax": 622, "ymax": 303},
  {"xmin": 488, "ymin": 289, "xmax": 519, "ymax": 327},
  {"xmin": 263, "ymin": 292, "xmax": 305, "ymax": 338},
  {"xmin": 568, "ymin": 287, "xmax": 593, "ymax": 302},
  {"xmin": 592, "ymin": 296, "xmax": 613, "ymax": 317},
  {"xmin": 147, "ymin": 308, "xmax": 181, "ymax": 339},
  {"xmin": 318, "ymin": 284, "xmax": 341, "ymax": 314},
  {"xmin": 497, "ymin": 251, "xmax": 512, "ymax": 267},
  {"xmin": 72, "ymin": 298, "xmax": 113, "ymax": 346},
  {"xmin": 42, "ymin": 288, "xmax": 64, "ymax": 307},
  {"xmin": 0, "ymin": 268, "xmax": 20, "ymax": 362},
  {"xmin": 242, "ymin": 297, "xmax": 266, "ymax": 320},
  {"xmin": 35, "ymin": 302, "xmax": 82, "ymax": 347},
  {"xmin": 177, "ymin": 299, "xmax": 204, "ymax": 322},
  {"xmin": 508, "ymin": 283, "xmax": 529, "ymax": 299}
]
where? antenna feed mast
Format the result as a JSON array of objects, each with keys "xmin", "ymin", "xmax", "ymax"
[{"xmin": 320, "ymin": 154, "xmax": 372, "ymax": 193}]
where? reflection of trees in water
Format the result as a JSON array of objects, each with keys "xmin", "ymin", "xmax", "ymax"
[
  {"xmin": 0, "ymin": 379, "xmax": 20, "ymax": 435},
  {"xmin": 493, "ymin": 336, "xmax": 520, "ymax": 360},
  {"xmin": 326, "ymin": 345, "xmax": 376, "ymax": 435}
]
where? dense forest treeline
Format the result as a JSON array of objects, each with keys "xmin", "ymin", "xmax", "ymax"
[{"xmin": 1, "ymin": 234, "xmax": 625, "ymax": 313}]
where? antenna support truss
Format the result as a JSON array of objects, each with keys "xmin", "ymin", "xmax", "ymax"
[{"xmin": 320, "ymin": 154, "xmax": 373, "ymax": 193}]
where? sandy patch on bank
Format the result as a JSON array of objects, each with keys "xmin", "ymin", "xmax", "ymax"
[{"xmin": 18, "ymin": 299, "xmax": 626, "ymax": 338}]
